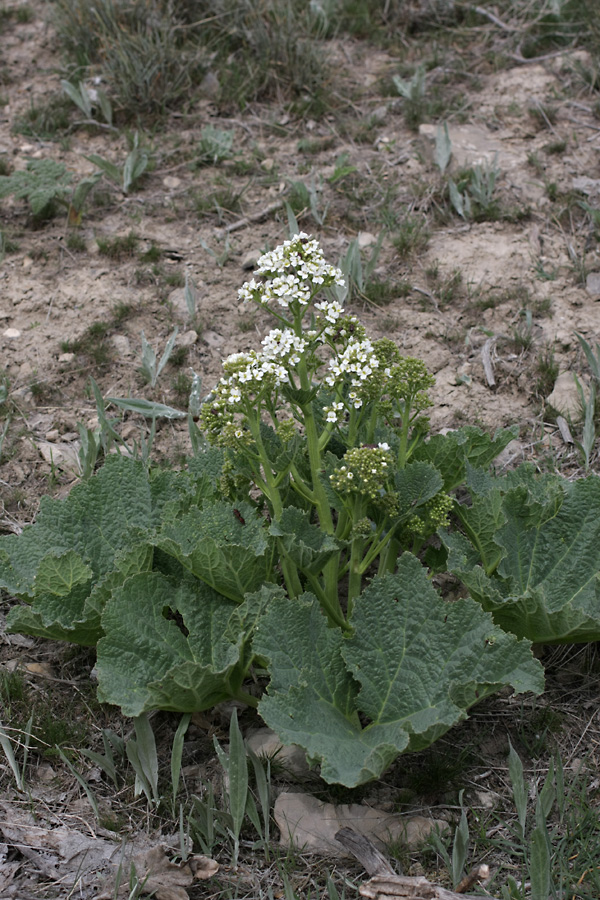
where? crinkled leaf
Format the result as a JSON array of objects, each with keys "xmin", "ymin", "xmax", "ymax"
[
  {"xmin": 0, "ymin": 457, "xmax": 194, "ymax": 643},
  {"xmin": 5, "ymin": 602, "xmax": 101, "ymax": 646},
  {"xmin": 447, "ymin": 474, "xmax": 600, "ymax": 643},
  {"xmin": 394, "ymin": 461, "xmax": 442, "ymax": 516},
  {"xmin": 269, "ymin": 507, "xmax": 340, "ymax": 575},
  {"xmin": 97, "ymin": 573, "xmax": 279, "ymax": 716},
  {"xmin": 256, "ymin": 555, "xmax": 543, "ymax": 786},
  {"xmin": 34, "ymin": 550, "xmax": 92, "ymax": 597},
  {"xmin": 156, "ymin": 501, "xmax": 270, "ymax": 602},
  {"xmin": 413, "ymin": 426, "xmax": 518, "ymax": 491}
]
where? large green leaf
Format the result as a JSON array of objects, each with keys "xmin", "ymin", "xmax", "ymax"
[
  {"xmin": 255, "ymin": 554, "xmax": 543, "ymax": 786},
  {"xmin": 1, "ymin": 457, "xmax": 194, "ymax": 643},
  {"xmin": 155, "ymin": 501, "xmax": 271, "ymax": 602},
  {"xmin": 413, "ymin": 426, "xmax": 517, "ymax": 491},
  {"xmin": 447, "ymin": 474, "xmax": 600, "ymax": 643},
  {"xmin": 269, "ymin": 507, "xmax": 340, "ymax": 575},
  {"xmin": 96, "ymin": 573, "xmax": 279, "ymax": 716}
]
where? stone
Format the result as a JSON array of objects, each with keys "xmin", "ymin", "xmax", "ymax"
[
  {"xmin": 246, "ymin": 728, "xmax": 309, "ymax": 777},
  {"xmin": 163, "ymin": 175, "xmax": 181, "ymax": 190},
  {"xmin": 419, "ymin": 123, "xmax": 511, "ymax": 172},
  {"xmin": 546, "ymin": 371, "xmax": 585, "ymax": 420},
  {"xmin": 58, "ymin": 352, "xmax": 76, "ymax": 363},
  {"xmin": 241, "ymin": 250, "xmax": 261, "ymax": 270},
  {"xmin": 111, "ymin": 334, "xmax": 132, "ymax": 356},
  {"xmin": 274, "ymin": 791, "xmax": 447, "ymax": 856},
  {"xmin": 178, "ymin": 330, "xmax": 198, "ymax": 348},
  {"xmin": 261, "ymin": 158, "xmax": 275, "ymax": 172},
  {"xmin": 202, "ymin": 330, "xmax": 224, "ymax": 348},
  {"xmin": 3, "ymin": 328, "xmax": 21, "ymax": 339},
  {"xmin": 358, "ymin": 231, "xmax": 377, "ymax": 249},
  {"xmin": 585, "ymin": 272, "xmax": 600, "ymax": 298},
  {"xmin": 36, "ymin": 440, "xmax": 81, "ymax": 475}
]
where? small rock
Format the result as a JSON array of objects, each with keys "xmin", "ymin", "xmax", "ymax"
[
  {"xmin": 585, "ymin": 272, "xmax": 600, "ymax": 298},
  {"xmin": 22, "ymin": 256, "xmax": 33, "ymax": 271},
  {"xmin": 58, "ymin": 352, "xmax": 76, "ymax": 363},
  {"xmin": 111, "ymin": 334, "xmax": 131, "ymax": 356},
  {"xmin": 261, "ymin": 158, "xmax": 275, "ymax": 172},
  {"xmin": 3, "ymin": 328, "xmax": 21, "ymax": 339},
  {"xmin": 163, "ymin": 175, "xmax": 181, "ymax": 190},
  {"xmin": 45, "ymin": 429, "xmax": 60, "ymax": 442},
  {"xmin": 178, "ymin": 330, "xmax": 198, "ymax": 348},
  {"xmin": 371, "ymin": 104, "xmax": 388, "ymax": 122},
  {"xmin": 572, "ymin": 176, "xmax": 600, "ymax": 198},
  {"xmin": 474, "ymin": 790, "xmax": 496, "ymax": 809},
  {"xmin": 546, "ymin": 372, "xmax": 585, "ymax": 420},
  {"xmin": 246, "ymin": 728, "xmax": 309, "ymax": 777},
  {"xmin": 199, "ymin": 70, "xmax": 220, "ymax": 99},
  {"xmin": 241, "ymin": 249, "xmax": 261, "ymax": 270},
  {"xmin": 358, "ymin": 231, "xmax": 377, "ymax": 249},
  {"xmin": 202, "ymin": 330, "xmax": 224, "ymax": 348},
  {"xmin": 36, "ymin": 440, "xmax": 81, "ymax": 475}
]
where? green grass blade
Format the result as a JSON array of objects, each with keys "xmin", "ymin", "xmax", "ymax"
[{"xmin": 171, "ymin": 713, "xmax": 191, "ymax": 809}]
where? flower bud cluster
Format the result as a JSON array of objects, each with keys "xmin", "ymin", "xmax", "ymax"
[
  {"xmin": 404, "ymin": 491, "xmax": 453, "ymax": 538},
  {"xmin": 330, "ymin": 445, "xmax": 393, "ymax": 501},
  {"xmin": 238, "ymin": 233, "xmax": 345, "ymax": 311}
]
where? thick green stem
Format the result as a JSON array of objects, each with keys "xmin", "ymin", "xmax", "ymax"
[{"xmin": 297, "ymin": 357, "xmax": 343, "ymax": 620}]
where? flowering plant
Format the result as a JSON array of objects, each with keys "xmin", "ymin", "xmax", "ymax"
[
  {"xmin": 1, "ymin": 236, "xmax": 549, "ymax": 786},
  {"xmin": 198, "ymin": 233, "xmax": 453, "ymax": 626}
]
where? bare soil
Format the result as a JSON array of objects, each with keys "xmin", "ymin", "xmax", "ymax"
[{"xmin": 2, "ymin": 3, "xmax": 600, "ymax": 898}]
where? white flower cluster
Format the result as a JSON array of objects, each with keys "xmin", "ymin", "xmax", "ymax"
[
  {"xmin": 324, "ymin": 337, "xmax": 380, "ymax": 418},
  {"xmin": 237, "ymin": 233, "xmax": 345, "ymax": 310}
]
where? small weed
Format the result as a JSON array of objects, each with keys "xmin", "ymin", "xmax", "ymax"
[
  {"xmin": 527, "ymin": 151, "xmax": 544, "ymax": 175},
  {"xmin": 14, "ymin": 93, "xmax": 72, "ymax": 139},
  {"xmin": 238, "ymin": 316, "xmax": 257, "ymax": 333},
  {"xmin": 172, "ymin": 372, "xmax": 192, "ymax": 406},
  {"xmin": 0, "ymin": 671, "xmax": 27, "ymax": 706},
  {"xmin": 392, "ymin": 215, "xmax": 430, "ymax": 257},
  {"xmin": 194, "ymin": 186, "xmax": 245, "ymax": 221},
  {"xmin": 297, "ymin": 135, "xmax": 336, "ymax": 155},
  {"xmin": 140, "ymin": 243, "xmax": 162, "ymax": 263},
  {"xmin": 97, "ymin": 231, "xmax": 138, "ymax": 259},
  {"xmin": 113, "ymin": 301, "xmax": 132, "ymax": 323},
  {"xmin": 363, "ymin": 279, "xmax": 398, "ymax": 307},
  {"xmin": 164, "ymin": 270, "xmax": 185, "ymax": 288},
  {"xmin": 535, "ymin": 345, "xmax": 560, "ymax": 397},
  {"xmin": 30, "ymin": 380, "xmax": 57, "ymax": 404},
  {"xmin": 66, "ymin": 232, "xmax": 86, "ymax": 252},
  {"xmin": 544, "ymin": 139, "xmax": 567, "ymax": 155},
  {"xmin": 529, "ymin": 102, "xmax": 558, "ymax": 130}
]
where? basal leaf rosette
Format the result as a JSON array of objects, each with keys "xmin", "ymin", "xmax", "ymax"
[{"xmin": 254, "ymin": 554, "xmax": 544, "ymax": 787}]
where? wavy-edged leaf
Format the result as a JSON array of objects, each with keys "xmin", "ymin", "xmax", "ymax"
[
  {"xmin": 413, "ymin": 426, "xmax": 518, "ymax": 491},
  {"xmin": 96, "ymin": 574, "xmax": 279, "ymax": 716},
  {"xmin": 256, "ymin": 555, "xmax": 543, "ymax": 786},
  {"xmin": 447, "ymin": 474, "xmax": 600, "ymax": 643},
  {"xmin": 156, "ymin": 501, "xmax": 270, "ymax": 602},
  {"xmin": 394, "ymin": 461, "xmax": 442, "ymax": 516},
  {"xmin": 1, "ymin": 457, "xmax": 194, "ymax": 643},
  {"xmin": 269, "ymin": 507, "xmax": 340, "ymax": 575}
]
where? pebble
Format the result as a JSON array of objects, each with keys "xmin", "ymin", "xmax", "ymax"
[{"xmin": 3, "ymin": 328, "xmax": 21, "ymax": 338}]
